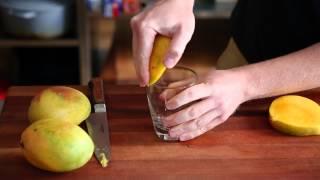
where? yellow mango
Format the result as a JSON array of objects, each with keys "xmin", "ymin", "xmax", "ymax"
[
  {"xmin": 148, "ymin": 35, "xmax": 171, "ymax": 86},
  {"xmin": 20, "ymin": 119, "xmax": 94, "ymax": 172},
  {"xmin": 269, "ymin": 95, "xmax": 320, "ymax": 136},
  {"xmin": 28, "ymin": 86, "xmax": 91, "ymax": 125}
]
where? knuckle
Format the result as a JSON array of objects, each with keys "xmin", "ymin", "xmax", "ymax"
[
  {"xmin": 191, "ymin": 121, "xmax": 199, "ymax": 130},
  {"xmin": 188, "ymin": 107, "xmax": 197, "ymax": 118},
  {"xmin": 196, "ymin": 119, "xmax": 203, "ymax": 129},
  {"xmin": 187, "ymin": 90, "xmax": 194, "ymax": 99},
  {"xmin": 207, "ymin": 98, "xmax": 216, "ymax": 107},
  {"xmin": 130, "ymin": 17, "xmax": 148, "ymax": 33},
  {"xmin": 130, "ymin": 16, "xmax": 139, "ymax": 29},
  {"xmin": 139, "ymin": 21, "xmax": 148, "ymax": 29},
  {"xmin": 184, "ymin": 122, "xmax": 197, "ymax": 132},
  {"xmin": 214, "ymin": 95, "xmax": 223, "ymax": 104}
]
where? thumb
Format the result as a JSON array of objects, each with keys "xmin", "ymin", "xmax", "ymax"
[{"xmin": 164, "ymin": 29, "xmax": 192, "ymax": 68}]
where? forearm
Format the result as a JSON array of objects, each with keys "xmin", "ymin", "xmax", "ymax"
[{"xmin": 234, "ymin": 42, "xmax": 320, "ymax": 100}]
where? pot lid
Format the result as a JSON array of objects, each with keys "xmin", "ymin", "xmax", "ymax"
[{"xmin": 0, "ymin": 0, "xmax": 72, "ymax": 11}]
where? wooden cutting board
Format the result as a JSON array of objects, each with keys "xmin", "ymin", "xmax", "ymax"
[{"xmin": 1, "ymin": 84, "xmax": 320, "ymax": 179}]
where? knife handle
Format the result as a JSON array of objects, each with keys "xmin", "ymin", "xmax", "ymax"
[{"xmin": 89, "ymin": 78, "xmax": 105, "ymax": 104}]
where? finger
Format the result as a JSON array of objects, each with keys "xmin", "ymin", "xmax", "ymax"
[
  {"xmin": 179, "ymin": 117, "xmax": 224, "ymax": 141},
  {"xmin": 167, "ymin": 78, "xmax": 196, "ymax": 89},
  {"xmin": 168, "ymin": 105, "xmax": 221, "ymax": 138},
  {"xmin": 159, "ymin": 78, "xmax": 196, "ymax": 101},
  {"xmin": 197, "ymin": 108, "xmax": 221, "ymax": 127},
  {"xmin": 159, "ymin": 87, "xmax": 183, "ymax": 101},
  {"xmin": 131, "ymin": 17, "xmax": 157, "ymax": 86},
  {"xmin": 164, "ymin": 97, "xmax": 217, "ymax": 127},
  {"xmin": 132, "ymin": 28, "xmax": 144, "ymax": 86},
  {"xmin": 166, "ymin": 83, "xmax": 212, "ymax": 110},
  {"xmin": 169, "ymin": 118, "xmax": 198, "ymax": 138},
  {"xmin": 164, "ymin": 26, "xmax": 193, "ymax": 68}
]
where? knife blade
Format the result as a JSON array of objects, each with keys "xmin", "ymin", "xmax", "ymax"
[{"xmin": 86, "ymin": 78, "xmax": 111, "ymax": 167}]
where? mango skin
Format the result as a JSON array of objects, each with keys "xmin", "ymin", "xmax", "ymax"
[
  {"xmin": 148, "ymin": 35, "xmax": 171, "ymax": 86},
  {"xmin": 20, "ymin": 119, "xmax": 94, "ymax": 172},
  {"xmin": 28, "ymin": 86, "xmax": 91, "ymax": 125}
]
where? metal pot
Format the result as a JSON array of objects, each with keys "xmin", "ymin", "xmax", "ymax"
[{"xmin": 0, "ymin": 0, "xmax": 73, "ymax": 39}]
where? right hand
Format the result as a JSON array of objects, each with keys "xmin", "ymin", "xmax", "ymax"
[{"xmin": 131, "ymin": 0, "xmax": 195, "ymax": 86}]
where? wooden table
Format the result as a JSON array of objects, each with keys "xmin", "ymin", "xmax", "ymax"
[{"xmin": 1, "ymin": 84, "xmax": 320, "ymax": 179}]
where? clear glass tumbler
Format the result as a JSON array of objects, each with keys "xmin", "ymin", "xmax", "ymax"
[{"xmin": 146, "ymin": 66, "xmax": 198, "ymax": 141}]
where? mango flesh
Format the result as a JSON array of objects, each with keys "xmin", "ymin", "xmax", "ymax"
[
  {"xmin": 269, "ymin": 95, "xmax": 320, "ymax": 136},
  {"xmin": 148, "ymin": 35, "xmax": 171, "ymax": 86},
  {"xmin": 28, "ymin": 86, "xmax": 91, "ymax": 125},
  {"xmin": 21, "ymin": 119, "xmax": 94, "ymax": 172}
]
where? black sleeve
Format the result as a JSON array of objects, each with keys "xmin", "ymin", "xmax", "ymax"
[{"xmin": 231, "ymin": 0, "xmax": 320, "ymax": 63}]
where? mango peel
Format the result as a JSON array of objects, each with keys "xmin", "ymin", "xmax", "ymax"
[
  {"xmin": 269, "ymin": 95, "xmax": 320, "ymax": 136},
  {"xmin": 148, "ymin": 35, "xmax": 171, "ymax": 86}
]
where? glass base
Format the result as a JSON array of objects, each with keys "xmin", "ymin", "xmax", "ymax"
[
  {"xmin": 151, "ymin": 116, "xmax": 179, "ymax": 142},
  {"xmin": 154, "ymin": 126, "xmax": 179, "ymax": 141}
]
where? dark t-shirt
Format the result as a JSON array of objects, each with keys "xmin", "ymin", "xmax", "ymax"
[{"xmin": 231, "ymin": 0, "xmax": 320, "ymax": 63}]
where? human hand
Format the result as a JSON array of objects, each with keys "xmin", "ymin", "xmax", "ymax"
[
  {"xmin": 162, "ymin": 69, "xmax": 249, "ymax": 141},
  {"xmin": 131, "ymin": 0, "xmax": 195, "ymax": 86}
]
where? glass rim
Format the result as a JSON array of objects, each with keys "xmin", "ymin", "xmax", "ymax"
[{"xmin": 153, "ymin": 66, "xmax": 198, "ymax": 89}]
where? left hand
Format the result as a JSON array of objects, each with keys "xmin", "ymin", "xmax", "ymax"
[{"xmin": 162, "ymin": 69, "xmax": 249, "ymax": 141}]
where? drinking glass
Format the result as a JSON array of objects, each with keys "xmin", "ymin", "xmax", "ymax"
[{"xmin": 146, "ymin": 66, "xmax": 198, "ymax": 141}]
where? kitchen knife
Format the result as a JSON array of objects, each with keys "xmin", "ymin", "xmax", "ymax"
[{"xmin": 86, "ymin": 78, "xmax": 111, "ymax": 167}]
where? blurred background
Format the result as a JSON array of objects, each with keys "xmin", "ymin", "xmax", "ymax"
[{"xmin": 0, "ymin": 0, "xmax": 237, "ymax": 98}]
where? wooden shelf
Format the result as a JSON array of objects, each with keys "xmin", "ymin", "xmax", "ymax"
[
  {"xmin": 0, "ymin": 39, "xmax": 80, "ymax": 47},
  {"xmin": 0, "ymin": 0, "xmax": 92, "ymax": 85}
]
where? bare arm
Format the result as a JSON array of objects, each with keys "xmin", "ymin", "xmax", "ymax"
[
  {"xmin": 165, "ymin": 42, "xmax": 320, "ymax": 141},
  {"xmin": 236, "ymin": 42, "xmax": 320, "ymax": 101}
]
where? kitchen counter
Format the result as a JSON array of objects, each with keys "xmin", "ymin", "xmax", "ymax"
[{"xmin": 1, "ymin": 84, "xmax": 320, "ymax": 179}]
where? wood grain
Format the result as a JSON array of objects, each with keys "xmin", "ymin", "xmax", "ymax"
[{"xmin": 1, "ymin": 84, "xmax": 320, "ymax": 179}]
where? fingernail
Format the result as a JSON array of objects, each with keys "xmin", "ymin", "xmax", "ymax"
[
  {"xmin": 164, "ymin": 54, "xmax": 176, "ymax": 68},
  {"xmin": 169, "ymin": 129, "xmax": 180, "ymax": 137},
  {"xmin": 139, "ymin": 82, "xmax": 146, "ymax": 87}
]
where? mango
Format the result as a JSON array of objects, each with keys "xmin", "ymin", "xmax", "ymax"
[
  {"xmin": 269, "ymin": 95, "xmax": 320, "ymax": 136},
  {"xmin": 28, "ymin": 86, "xmax": 91, "ymax": 125},
  {"xmin": 148, "ymin": 35, "xmax": 171, "ymax": 86},
  {"xmin": 20, "ymin": 119, "xmax": 94, "ymax": 172}
]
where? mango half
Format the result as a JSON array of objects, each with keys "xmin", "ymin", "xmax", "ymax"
[
  {"xmin": 269, "ymin": 95, "xmax": 320, "ymax": 136},
  {"xmin": 20, "ymin": 119, "xmax": 94, "ymax": 172}
]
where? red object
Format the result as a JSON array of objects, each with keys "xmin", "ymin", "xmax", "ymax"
[
  {"xmin": 0, "ymin": 80, "xmax": 9, "ymax": 100},
  {"xmin": 123, "ymin": 0, "xmax": 140, "ymax": 14},
  {"xmin": 112, "ymin": 3, "xmax": 119, "ymax": 18}
]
